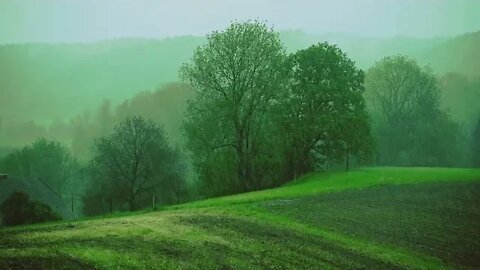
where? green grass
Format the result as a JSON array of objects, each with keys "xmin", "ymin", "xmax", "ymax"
[
  {"xmin": 1, "ymin": 167, "xmax": 480, "ymax": 269},
  {"xmin": 170, "ymin": 167, "xmax": 480, "ymax": 209}
]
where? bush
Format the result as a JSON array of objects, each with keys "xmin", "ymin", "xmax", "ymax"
[{"xmin": 0, "ymin": 191, "xmax": 61, "ymax": 226}]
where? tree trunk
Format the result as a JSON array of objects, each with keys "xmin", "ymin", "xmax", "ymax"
[
  {"xmin": 345, "ymin": 153, "xmax": 350, "ymax": 171},
  {"xmin": 236, "ymin": 133, "xmax": 249, "ymax": 192}
]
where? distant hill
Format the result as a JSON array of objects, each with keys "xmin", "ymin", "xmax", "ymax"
[
  {"xmin": 281, "ymin": 31, "xmax": 480, "ymax": 79},
  {"xmin": 0, "ymin": 31, "xmax": 478, "ymax": 125},
  {"xmin": 279, "ymin": 31, "xmax": 447, "ymax": 69},
  {"xmin": 418, "ymin": 31, "xmax": 480, "ymax": 78},
  {"xmin": 0, "ymin": 36, "xmax": 204, "ymax": 123}
]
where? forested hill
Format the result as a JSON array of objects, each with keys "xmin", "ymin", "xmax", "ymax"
[
  {"xmin": 0, "ymin": 31, "xmax": 478, "ymax": 124},
  {"xmin": 418, "ymin": 31, "xmax": 480, "ymax": 78},
  {"xmin": 0, "ymin": 36, "xmax": 204, "ymax": 123}
]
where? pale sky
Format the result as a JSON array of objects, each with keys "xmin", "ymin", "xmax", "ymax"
[{"xmin": 0, "ymin": 0, "xmax": 479, "ymax": 44}]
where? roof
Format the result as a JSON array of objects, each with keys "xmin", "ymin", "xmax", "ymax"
[{"xmin": 0, "ymin": 177, "xmax": 74, "ymax": 220}]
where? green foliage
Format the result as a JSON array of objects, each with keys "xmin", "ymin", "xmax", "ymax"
[
  {"xmin": 0, "ymin": 191, "xmax": 61, "ymax": 226},
  {"xmin": 182, "ymin": 22, "xmax": 374, "ymax": 197},
  {"xmin": 1, "ymin": 31, "xmax": 478, "ymax": 157},
  {"xmin": 438, "ymin": 73, "xmax": 480, "ymax": 166},
  {"xmin": 0, "ymin": 138, "xmax": 79, "ymax": 195},
  {"xmin": 278, "ymin": 42, "xmax": 373, "ymax": 179},
  {"xmin": 181, "ymin": 20, "xmax": 289, "ymax": 196},
  {"xmin": 365, "ymin": 55, "xmax": 462, "ymax": 166},
  {"xmin": 85, "ymin": 116, "xmax": 186, "ymax": 214}
]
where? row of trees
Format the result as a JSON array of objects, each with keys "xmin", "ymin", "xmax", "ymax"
[{"xmin": 181, "ymin": 21, "xmax": 479, "ymax": 197}]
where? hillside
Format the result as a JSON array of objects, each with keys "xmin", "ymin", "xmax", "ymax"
[
  {"xmin": 418, "ymin": 31, "xmax": 480, "ymax": 78},
  {"xmin": 1, "ymin": 31, "xmax": 478, "ymax": 126},
  {"xmin": 280, "ymin": 31, "xmax": 446, "ymax": 68},
  {"xmin": 1, "ymin": 167, "xmax": 479, "ymax": 269},
  {"xmin": 0, "ymin": 36, "xmax": 204, "ymax": 123}
]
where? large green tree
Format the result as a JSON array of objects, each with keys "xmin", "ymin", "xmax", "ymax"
[
  {"xmin": 277, "ymin": 43, "xmax": 372, "ymax": 179},
  {"xmin": 180, "ymin": 21, "xmax": 288, "ymax": 194}
]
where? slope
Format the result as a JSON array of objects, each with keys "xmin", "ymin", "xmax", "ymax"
[
  {"xmin": 418, "ymin": 31, "xmax": 480, "ymax": 78},
  {"xmin": 0, "ymin": 36, "xmax": 204, "ymax": 123},
  {"xmin": 1, "ymin": 167, "xmax": 479, "ymax": 269}
]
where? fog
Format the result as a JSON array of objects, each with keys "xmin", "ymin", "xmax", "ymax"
[
  {"xmin": 1, "ymin": 0, "xmax": 480, "ymax": 44},
  {"xmin": 0, "ymin": 0, "xmax": 479, "ymax": 219},
  {"xmin": 1, "ymin": 2, "xmax": 480, "ymax": 268}
]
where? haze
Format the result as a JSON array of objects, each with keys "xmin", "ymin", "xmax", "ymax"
[
  {"xmin": 0, "ymin": 1, "xmax": 480, "ymax": 269},
  {"xmin": 1, "ymin": 0, "xmax": 480, "ymax": 44}
]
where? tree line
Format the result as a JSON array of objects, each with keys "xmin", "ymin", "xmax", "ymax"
[{"xmin": 1, "ymin": 20, "xmax": 479, "ymax": 218}]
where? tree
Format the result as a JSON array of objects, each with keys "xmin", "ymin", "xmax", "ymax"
[
  {"xmin": 364, "ymin": 55, "xmax": 460, "ymax": 166},
  {"xmin": 180, "ymin": 21, "xmax": 288, "ymax": 194},
  {"xmin": 277, "ymin": 43, "xmax": 372, "ymax": 178},
  {"xmin": 0, "ymin": 138, "xmax": 79, "ymax": 196},
  {"xmin": 88, "ymin": 116, "xmax": 184, "ymax": 211}
]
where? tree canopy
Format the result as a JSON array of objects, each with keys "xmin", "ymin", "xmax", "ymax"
[
  {"xmin": 181, "ymin": 21, "xmax": 289, "ymax": 194},
  {"xmin": 365, "ymin": 56, "xmax": 462, "ymax": 166},
  {"xmin": 279, "ymin": 42, "xmax": 372, "ymax": 177},
  {"xmin": 86, "ymin": 116, "xmax": 185, "ymax": 212},
  {"xmin": 0, "ymin": 138, "xmax": 79, "ymax": 196},
  {"xmin": 181, "ymin": 22, "xmax": 373, "ymax": 196}
]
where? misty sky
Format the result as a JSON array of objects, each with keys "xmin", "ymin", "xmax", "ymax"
[{"xmin": 0, "ymin": 0, "xmax": 479, "ymax": 44}]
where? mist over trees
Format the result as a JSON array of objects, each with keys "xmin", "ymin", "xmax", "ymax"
[
  {"xmin": 1, "ymin": 20, "xmax": 479, "ymax": 218},
  {"xmin": 364, "ymin": 56, "xmax": 464, "ymax": 166},
  {"xmin": 70, "ymin": 83, "xmax": 193, "ymax": 160}
]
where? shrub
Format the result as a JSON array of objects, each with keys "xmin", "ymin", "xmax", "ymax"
[{"xmin": 0, "ymin": 191, "xmax": 61, "ymax": 226}]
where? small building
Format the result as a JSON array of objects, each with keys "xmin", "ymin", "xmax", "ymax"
[{"xmin": 0, "ymin": 174, "xmax": 74, "ymax": 222}]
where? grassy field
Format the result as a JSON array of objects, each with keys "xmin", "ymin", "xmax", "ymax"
[{"xmin": 1, "ymin": 167, "xmax": 479, "ymax": 269}]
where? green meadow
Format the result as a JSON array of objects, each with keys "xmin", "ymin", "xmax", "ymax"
[{"xmin": 1, "ymin": 167, "xmax": 479, "ymax": 269}]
